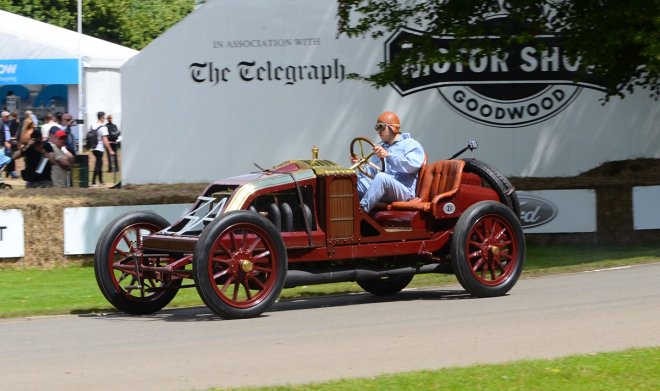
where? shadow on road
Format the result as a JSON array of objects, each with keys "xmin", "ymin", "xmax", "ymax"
[{"xmin": 80, "ymin": 288, "xmax": 472, "ymax": 322}]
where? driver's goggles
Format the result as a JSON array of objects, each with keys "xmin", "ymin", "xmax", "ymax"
[{"xmin": 375, "ymin": 122, "xmax": 391, "ymax": 132}]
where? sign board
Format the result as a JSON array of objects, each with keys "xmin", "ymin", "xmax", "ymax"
[
  {"xmin": 0, "ymin": 59, "xmax": 78, "ymax": 85},
  {"xmin": 63, "ymin": 204, "xmax": 192, "ymax": 255},
  {"xmin": 632, "ymin": 185, "xmax": 660, "ymax": 230},
  {"xmin": 0, "ymin": 209, "xmax": 25, "ymax": 258},
  {"xmin": 121, "ymin": 0, "xmax": 660, "ymax": 185},
  {"xmin": 518, "ymin": 190, "xmax": 596, "ymax": 233}
]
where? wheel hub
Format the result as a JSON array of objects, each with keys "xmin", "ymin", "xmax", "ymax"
[
  {"xmin": 239, "ymin": 259, "xmax": 253, "ymax": 273},
  {"xmin": 489, "ymin": 245, "xmax": 501, "ymax": 255},
  {"xmin": 480, "ymin": 239, "xmax": 502, "ymax": 259}
]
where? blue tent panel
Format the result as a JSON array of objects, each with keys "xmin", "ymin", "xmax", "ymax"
[
  {"xmin": 0, "ymin": 85, "xmax": 30, "ymax": 104},
  {"xmin": 33, "ymin": 84, "xmax": 68, "ymax": 107}
]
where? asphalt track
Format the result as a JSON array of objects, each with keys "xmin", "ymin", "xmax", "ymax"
[{"xmin": 1, "ymin": 263, "xmax": 659, "ymax": 391}]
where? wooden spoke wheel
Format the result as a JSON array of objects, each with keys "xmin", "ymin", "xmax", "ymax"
[
  {"xmin": 451, "ymin": 201, "xmax": 525, "ymax": 297},
  {"xmin": 193, "ymin": 211, "xmax": 287, "ymax": 319},
  {"xmin": 94, "ymin": 212, "xmax": 181, "ymax": 315}
]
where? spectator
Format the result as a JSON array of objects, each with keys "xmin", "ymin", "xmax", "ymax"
[
  {"xmin": 9, "ymin": 111, "xmax": 20, "ymax": 139},
  {"xmin": 105, "ymin": 114, "xmax": 120, "ymax": 172},
  {"xmin": 60, "ymin": 113, "xmax": 77, "ymax": 156},
  {"xmin": 5, "ymin": 91, "xmax": 20, "ymax": 113},
  {"xmin": 1, "ymin": 110, "xmax": 18, "ymax": 178},
  {"xmin": 17, "ymin": 116, "xmax": 33, "ymax": 145},
  {"xmin": 13, "ymin": 117, "xmax": 52, "ymax": 188},
  {"xmin": 54, "ymin": 112, "xmax": 63, "ymax": 128},
  {"xmin": 1, "ymin": 111, "xmax": 10, "ymax": 150},
  {"xmin": 90, "ymin": 111, "xmax": 115, "ymax": 187},
  {"xmin": 7, "ymin": 111, "xmax": 20, "ymax": 178},
  {"xmin": 40, "ymin": 113, "xmax": 58, "ymax": 141},
  {"xmin": 24, "ymin": 110, "xmax": 38, "ymax": 128},
  {"xmin": 46, "ymin": 128, "xmax": 74, "ymax": 187}
]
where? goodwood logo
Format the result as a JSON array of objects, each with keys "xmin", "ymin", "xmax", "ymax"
[{"xmin": 385, "ymin": 25, "xmax": 605, "ymax": 128}]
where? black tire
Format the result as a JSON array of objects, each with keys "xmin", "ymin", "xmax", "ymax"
[
  {"xmin": 357, "ymin": 274, "xmax": 414, "ymax": 296},
  {"xmin": 451, "ymin": 201, "xmax": 525, "ymax": 297},
  {"xmin": 462, "ymin": 158, "xmax": 520, "ymax": 218},
  {"xmin": 0, "ymin": 183, "xmax": 12, "ymax": 189},
  {"xmin": 94, "ymin": 211, "xmax": 181, "ymax": 315},
  {"xmin": 193, "ymin": 210, "xmax": 287, "ymax": 319}
]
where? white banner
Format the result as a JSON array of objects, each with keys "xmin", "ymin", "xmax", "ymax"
[
  {"xmin": 63, "ymin": 204, "xmax": 192, "ymax": 255},
  {"xmin": 121, "ymin": 0, "xmax": 660, "ymax": 185},
  {"xmin": 632, "ymin": 185, "xmax": 660, "ymax": 230},
  {"xmin": 518, "ymin": 190, "xmax": 596, "ymax": 233},
  {"xmin": 0, "ymin": 209, "xmax": 25, "ymax": 258}
]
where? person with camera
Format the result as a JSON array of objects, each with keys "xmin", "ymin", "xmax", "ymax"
[
  {"xmin": 59, "ymin": 113, "xmax": 77, "ymax": 156},
  {"xmin": 45, "ymin": 128, "xmax": 74, "ymax": 187},
  {"xmin": 13, "ymin": 117, "xmax": 52, "ymax": 188}
]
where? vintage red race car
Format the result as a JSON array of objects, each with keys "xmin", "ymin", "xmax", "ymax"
[{"xmin": 94, "ymin": 139, "xmax": 525, "ymax": 319}]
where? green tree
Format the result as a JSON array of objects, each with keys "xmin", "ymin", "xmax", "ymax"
[
  {"xmin": 337, "ymin": 0, "xmax": 660, "ymax": 99},
  {"xmin": 0, "ymin": 0, "xmax": 194, "ymax": 50}
]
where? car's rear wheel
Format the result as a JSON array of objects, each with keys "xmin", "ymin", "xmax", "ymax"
[
  {"xmin": 94, "ymin": 212, "xmax": 181, "ymax": 315},
  {"xmin": 462, "ymin": 158, "xmax": 520, "ymax": 218},
  {"xmin": 451, "ymin": 201, "xmax": 525, "ymax": 297},
  {"xmin": 193, "ymin": 211, "xmax": 287, "ymax": 319},
  {"xmin": 357, "ymin": 274, "xmax": 414, "ymax": 296}
]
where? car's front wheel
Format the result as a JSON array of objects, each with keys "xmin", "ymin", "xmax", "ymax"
[{"xmin": 193, "ymin": 211, "xmax": 287, "ymax": 319}]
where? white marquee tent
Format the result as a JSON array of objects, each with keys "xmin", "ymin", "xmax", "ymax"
[{"xmin": 0, "ymin": 10, "xmax": 137, "ymax": 142}]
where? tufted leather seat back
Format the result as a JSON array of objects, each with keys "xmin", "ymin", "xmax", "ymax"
[{"xmin": 416, "ymin": 159, "xmax": 465, "ymax": 202}]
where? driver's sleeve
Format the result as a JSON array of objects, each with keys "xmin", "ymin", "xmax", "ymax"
[{"xmin": 385, "ymin": 141, "xmax": 425, "ymax": 174}]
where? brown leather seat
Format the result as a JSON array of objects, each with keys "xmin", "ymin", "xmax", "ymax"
[
  {"xmin": 388, "ymin": 159, "xmax": 465, "ymax": 212},
  {"xmin": 372, "ymin": 154, "xmax": 427, "ymax": 211}
]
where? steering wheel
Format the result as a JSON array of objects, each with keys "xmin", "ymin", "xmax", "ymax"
[{"xmin": 349, "ymin": 137, "xmax": 385, "ymax": 179}]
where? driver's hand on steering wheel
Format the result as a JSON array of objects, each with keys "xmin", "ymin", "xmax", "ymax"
[{"xmin": 373, "ymin": 145, "xmax": 389, "ymax": 159}]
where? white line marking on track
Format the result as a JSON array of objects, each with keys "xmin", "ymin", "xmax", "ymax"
[{"xmin": 584, "ymin": 266, "xmax": 633, "ymax": 273}]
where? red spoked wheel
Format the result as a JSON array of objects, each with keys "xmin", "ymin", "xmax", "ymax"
[
  {"xmin": 94, "ymin": 212, "xmax": 181, "ymax": 314},
  {"xmin": 451, "ymin": 201, "xmax": 525, "ymax": 297},
  {"xmin": 193, "ymin": 210, "xmax": 287, "ymax": 319}
]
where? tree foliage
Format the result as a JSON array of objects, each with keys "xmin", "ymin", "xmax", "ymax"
[
  {"xmin": 0, "ymin": 0, "xmax": 194, "ymax": 50},
  {"xmin": 337, "ymin": 0, "xmax": 660, "ymax": 99}
]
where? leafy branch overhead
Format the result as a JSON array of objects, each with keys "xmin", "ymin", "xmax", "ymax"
[
  {"xmin": 2, "ymin": 0, "xmax": 657, "ymax": 99},
  {"xmin": 0, "ymin": 0, "xmax": 195, "ymax": 50},
  {"xmin": 337, "ymin": 0, "xmax": 660, "ymax": 99}
]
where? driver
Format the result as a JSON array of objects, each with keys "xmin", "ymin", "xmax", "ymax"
[{"xmin": 354, "ymin": 111, "xmax": 425, "ymax": 212}]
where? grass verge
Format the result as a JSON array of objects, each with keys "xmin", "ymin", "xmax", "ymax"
[
  {"xmin": 0, "ymin": 244, "xmax": 658, "ymax": 318},
  {"xmin": 225, "ymin": 347, "xmax": 660, "ymax": 391}
]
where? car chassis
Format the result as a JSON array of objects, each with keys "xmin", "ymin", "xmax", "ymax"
[{"xmin": 94, "ymin": 140, "xmax": 525, "ymax": 319}]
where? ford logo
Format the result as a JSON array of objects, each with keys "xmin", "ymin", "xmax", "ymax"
[{"xmin": 518, "ymin": 194, "xmax": 557, "ymax": 228}]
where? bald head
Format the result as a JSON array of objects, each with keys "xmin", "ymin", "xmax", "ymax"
[{"xmin": 377, "ymin": 111, "xmax": 400, "ymax": 133}]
